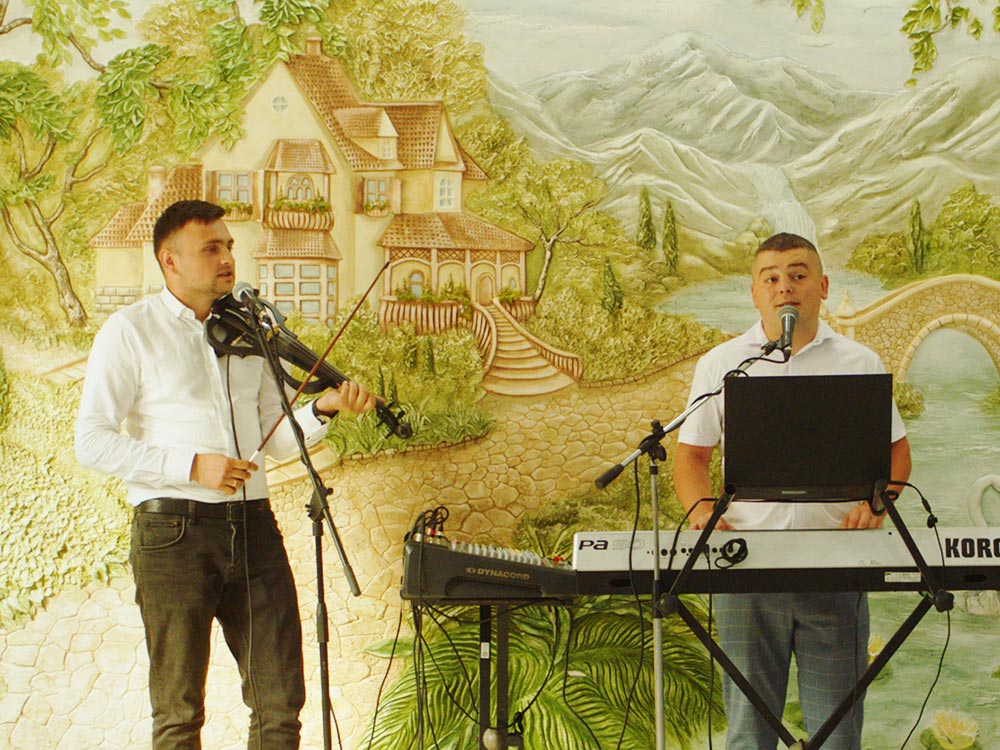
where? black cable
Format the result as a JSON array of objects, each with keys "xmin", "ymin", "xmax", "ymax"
[
  {"xmin": 559, "ymin": 606, "xmax": 604, "ymax": 749},
  {"xmin": 898, "ymin": 606, "xmax": 951, "ymax": 749},
  {"xmin": 365, "ymin": 607, "xmax": 405, "ymax": 750}
]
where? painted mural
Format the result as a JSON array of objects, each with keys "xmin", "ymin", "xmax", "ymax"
[{"xmin": 2, "ymin": 1, "xmax": 1000, "ymax": 749}]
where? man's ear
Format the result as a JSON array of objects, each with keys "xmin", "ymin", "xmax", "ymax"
[{"xmin": 158, "ymin": 243, "xmax": 175, "ymax": 275}]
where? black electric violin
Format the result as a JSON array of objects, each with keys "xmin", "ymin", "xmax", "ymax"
[{"xmin": 205, "ymin": 292, "xmax": 412, "ymax": 439}]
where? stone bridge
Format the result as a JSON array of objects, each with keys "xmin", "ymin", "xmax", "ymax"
[{"xmin": 829, "ymin": 274, "xmax": 1000, "ymax": 381}]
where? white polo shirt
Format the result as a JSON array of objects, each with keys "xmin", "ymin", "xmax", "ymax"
[{"xmin": 677, "ymin": 319, "xmax": 906, "ymax": 530}]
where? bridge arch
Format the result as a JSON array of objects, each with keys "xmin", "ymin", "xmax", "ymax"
[{"xmin": 829, "ymin": 274, "xmax": 1000, "ymax": 382}]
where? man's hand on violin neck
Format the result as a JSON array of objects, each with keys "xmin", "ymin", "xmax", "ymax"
[
  {"xmin": 315, "ymin": 380, "xmax": 377, "ymax": 416},
  {"xmin": 191, "ymin": 453, "xmax": 258, "ymax": 496}
]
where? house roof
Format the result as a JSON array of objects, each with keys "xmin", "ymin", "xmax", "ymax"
[
  {"xmin": 334, "ymin": 107, "xmax": 387, "ymax": 138},
  {"xmin": 285, "ymin": 52, "xmax": 487, "ymax": 179},
  {"xmin": 264, "ymin": 140, "xmax": 335, "ymax": 173},
  {"xmin": 254, "ymin": 228, "xmax": 341, "ymax": 260},
  {"xmin": 89, "ymin": 202, "xmax": 145, "ymax": 247},
  {"xmin": 286, "ymin": 55, "xmax": 398, "ymax": 172},
  {"xmin": 125, "ymin": 164, "xmax": 204, "ymax": 244},
  {"xmin": 379, "ymin": 213, "xmax": 533, "ymax": 253}
]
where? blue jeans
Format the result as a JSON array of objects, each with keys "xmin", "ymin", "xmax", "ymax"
[
  {"xmin": 130, "ymin": 501, "xmax": 305, "ymax": 750},
  {"xmin": 714, "ymin": 592, "xmax": 868, "ymax": 750}
]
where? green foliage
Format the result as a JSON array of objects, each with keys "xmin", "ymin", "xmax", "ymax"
[
  {"xmin": 927, "ymin": 183, "xmax": 1000, "ymax": 276},
  {"xmin": 847, "ymin": 232, "xmax": 910, "ymax": 286},
  {"xmin": 900, "ymin": 0, "xmax": 998, "ymax": 83},
  {"xmin": 25, "ymin": 0, "xmax": 130, "ymax": 68},
  {"xmin": 0, "ymin": 63, "xmax": 74, "ymax": 142},
  {"xmin": 849, "ymin": 184, "xmax": 1000, "ymax": 284},
  {"xmin": 790, "ymin": 0, "xmax": 826, "ymax": 33},
  {"xmin": 600, "ymin": 257, "xmax": 624, "ymax": 321},
  {"xmin": 272, "ymin": 195, "xmax": 331, "ymax": 213},
  {"xmin": 366, "ymin": 598, "xmax": 723, "ymax": 750},
  {"xmin": 661, "ymin": 200, "xmax": 679, "ymax": 275},
  {"xmin": 528, "ymin": 286, "xmax": 726, "ymax": 381},
  {"xmin": 96, "ymin": 44, "xmax": 171, "ymax": 154},
  {"xmin": 0, "ymin": 372, "xmax": 129, "ymax": 629},
  {"xmin": 327, "ymin": 0, "xmax": 486, "ymax": 116},
  {"xmin": 894, "ymin": 380, "xmax": 926, "ymax": 419},
  {"xmin": 635, "ymin": 186, "xmax": 657, "ymax": 253},
  {"xmin": 285, "ymin": 306, "xmax": 493, "ymax": 456}
]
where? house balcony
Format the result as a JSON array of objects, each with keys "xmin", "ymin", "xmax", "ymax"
[{"xmin": 264, "ymin": 204, "xmax": 334, "ymax": 231}]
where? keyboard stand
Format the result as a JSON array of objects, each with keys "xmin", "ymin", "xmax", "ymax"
[{"xmin": 658, "ymin": 485, "xmax": 953, "ymax": 749}]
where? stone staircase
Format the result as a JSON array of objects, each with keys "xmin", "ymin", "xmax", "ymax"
[{"xmin": 480, "ymin": 302, "xmax": 577, "ymax": 396}]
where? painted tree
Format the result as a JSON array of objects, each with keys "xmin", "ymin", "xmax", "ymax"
[
  {"xmin": 0, "ymin": 0, "xmax": 341, "ymax": 327},
  {"xmin": 601, "ymin": 257, "xmax": 624, "ymax": 321},
  {"xmin": 468, "ymin": 157, "xmax": 608, "ymax": 304},
  {"xmin": 327, "ymin": 0, "xmax": 486, "ymax": 116},
  {"xmin": 661, "ymin": 199, "xmax": 679, "ymax": 275},
  {"xmin": 908, "ymin": 200, "xmax": 931, "ymax": 274},
  {"xmin": 635, "ymin": 186, "xmax": 657, "ymax": 254}
]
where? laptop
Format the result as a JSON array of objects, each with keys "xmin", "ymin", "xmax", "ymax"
[{"xmin": 723, "ymin": 374, "xmax": 892, "ymax": 501}]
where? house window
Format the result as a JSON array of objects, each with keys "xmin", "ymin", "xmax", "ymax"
[
  {"xmin": 285, "ymin": 174, "xmax": 315, "ymax": 201},
  {"xmin": 300, "ymin": 264, "xmax": 321, "ymax": 278},
  {"xmin": 300, "ymin": 282, "xmax": 321, "ymax": 295},
  {"xmin": 275, "ymin": 282, "xmax": 295, "ymax": 296},
  {"xmin": 438, "ymin": 178, "xmax": 454, "ymax": 209},
  {"xmin": 275, "ymin": 301, "xmax": 294, "ymax": 315},
  {"xmin": 274, "ymin": 264, "xmax": 294, "ymax": 278},
  {"xmin": 327, "ymin": 281, "xmax": 337, "ymax": 296},
  {"xmin": 301, "ymin": 300, "xmax": 320, "ymax": 316},
  {"xmin": 259, "ymin": 266, "xmax": 267, "ymax": 279},
  {"xmin": 380, "ymin": 139, "xmax": 394, "ymax": 158},
  {"xmin": 216, "ymin": 171, "xmax": 252, "ymax": 203},
  {"xmin": 272, "ymin": 96, "xmax": 288, "ymax": 112},
  {"xmin": 259, "ymin": 282, "xmax": 268, "ymax": 296},
  {"xmin": 409, "ymin": 271, "xmax": 424, "ymax": 298},
  {"xmin": 365, "ymin": 178, "xmax": 388, "ymax": 209}
]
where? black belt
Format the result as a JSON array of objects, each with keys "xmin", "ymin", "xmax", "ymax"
[{"xmin": 136, "ymin": 497, "xmax": 270, "ymax": 521}]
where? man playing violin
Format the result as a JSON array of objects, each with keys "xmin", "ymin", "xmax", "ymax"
[{"xmin": 75, "ymin": 200, "xmax": 375, "ymax": 750}]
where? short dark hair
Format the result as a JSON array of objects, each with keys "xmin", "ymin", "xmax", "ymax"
[
  {"xmin": 756, "ymin": 232, "xmax": 817, "ymax": 254},
  {"xmin": 754, "ymin": 232, "xmax": 822, "ymax": 270},
  {"xmin": 153, "ymin": 200, "xmax": 226, "ymax": 260}
]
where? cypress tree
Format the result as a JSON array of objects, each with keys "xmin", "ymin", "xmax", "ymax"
[{"xmin": 636, "ymin": 186, "xmax": 657, "ymax": 252}]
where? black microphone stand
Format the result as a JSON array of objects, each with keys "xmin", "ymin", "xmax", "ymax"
[{"xmin": 245, "ymin": 303, "xmax": 358, "ymax": 750}]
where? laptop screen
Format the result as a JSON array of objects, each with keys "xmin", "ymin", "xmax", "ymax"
[{"xmin": 723, "ymin": 374, "xmax": 892, "ymax": 501}]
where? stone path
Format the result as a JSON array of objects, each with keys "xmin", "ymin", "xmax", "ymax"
[{"xmin": 0, "ymin": 356, "xmax": 698, "ymax": 750}]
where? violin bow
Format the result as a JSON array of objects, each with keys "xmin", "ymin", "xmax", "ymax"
[{"xmin": 248, "ymin": 259, "xmax": 391, "ymax": 464}]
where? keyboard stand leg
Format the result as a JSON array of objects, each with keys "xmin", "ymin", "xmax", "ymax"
[
  {"xmin": 808, "ymin": 593, "xmax": 933, "ymax": 749},
  {"xmin": 670, "ymin": 597, "xmax": 799, "ymax": 748}
]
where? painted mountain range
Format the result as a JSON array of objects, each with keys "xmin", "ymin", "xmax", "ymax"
[{"xmin": 489, "ymin": 31, "xmax": 1000, "ymax": 263}]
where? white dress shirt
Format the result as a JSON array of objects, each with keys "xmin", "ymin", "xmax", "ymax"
[
  {"xmin": 75, "ymin": 288, "xmax": 328, "ymax": 506},
  {"xmin": 677, "ymin": 319, "xmax": 906, "ymax": 530}
]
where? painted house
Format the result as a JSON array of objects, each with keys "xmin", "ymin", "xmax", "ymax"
[{"xmin": 90, "ymin": 38, "xmax": 581, "ymax": 395}]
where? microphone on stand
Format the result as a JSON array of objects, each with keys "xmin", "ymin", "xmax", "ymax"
[
  {"xmin": 776, "ymin": 305, "xmax": 799, "ymax": 361},
  {"xmin": 232, "ymin": 282, "xmax": 276, "ymax": 328}
]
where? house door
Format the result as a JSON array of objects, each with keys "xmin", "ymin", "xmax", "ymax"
[{"xmin": 477, "ymin": 275, "xmax": 494, "ymax": 304}]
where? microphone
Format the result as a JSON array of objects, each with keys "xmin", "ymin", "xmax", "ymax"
[
  {"xmin": 776, "ymin": 305, "xmax": 798, "ymax": 361},
  {"xmin": 233, "ymin": 281, "xmax": 262, "ymax": 308}
]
